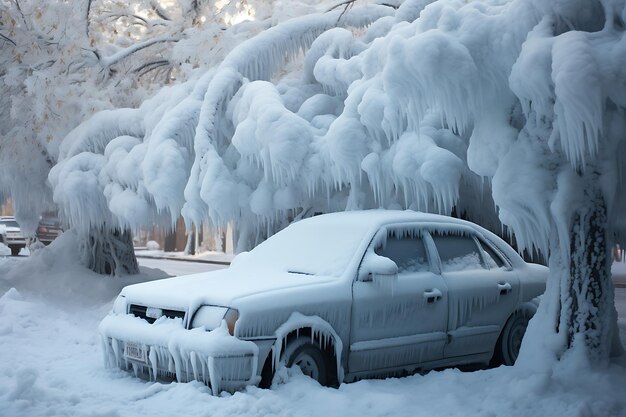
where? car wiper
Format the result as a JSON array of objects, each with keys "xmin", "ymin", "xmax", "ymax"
[{"xmin": 287, "ymin": 270, "xmax": 315, "ymax": 276}]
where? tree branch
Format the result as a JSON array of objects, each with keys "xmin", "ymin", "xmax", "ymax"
[
  {"xmin": 103, "ymin": 13, "xmax": 150, "ymax": 26},
  {"xmin": 151, "ymin": 0, "xmax": 172, "ymax": 21},
  {"xmin": 0, "ymin": 32, "xmax": 16, "ymax": 46},
  {"xmin": 97, "ymin": 36, "xmax": 179, "ymax": 68},
  {"xmin": 13, "ymin": 0, "xmax": 31, "ymax": 30},
  {"xmin": 133, "ymin": 59, "xmax": 170, "ymax": 76},
  {"xmin": 86, "ymin": 0, "xmax": 93, "ymax": 37},
  {"xmin": 326, "ymin": 0, "xmax": 357, "ymax": 12}
]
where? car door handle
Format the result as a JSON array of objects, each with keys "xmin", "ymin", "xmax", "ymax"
[
  {"xmin": 423, "ymin": 288, "xmax": 443, "ymax": 303},
  {"xmin": 498, "ymin": 282, "xmax": 512, "ymax": 295}
]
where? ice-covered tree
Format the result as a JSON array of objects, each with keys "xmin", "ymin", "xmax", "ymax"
[
  {"xmin": 1, "ymin": 0, "xmax": 323, "ymax": 274},
  {"xmin": 50, "ymin": 0, "xmax": 624, "ymax": 365}
]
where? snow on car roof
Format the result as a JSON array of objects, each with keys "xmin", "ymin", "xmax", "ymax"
[
  {"xmin": 298, "ymin": 209, "xmax": 471, "ymax": 228},
  {"xmin": 237, "ymin": 210, "xmax": 515, "ymax": 278}
]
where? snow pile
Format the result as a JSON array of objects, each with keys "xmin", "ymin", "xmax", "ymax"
[
  {"xmin": 146, "ymin": 240, "xmax": 161, "ymax": 251},
  {"xmin": 0, "ymin": 243, "xmax": 10, "ymax": 257},
  {"xmin": 0, "ymin": 230, "xmax": 168, "ymax": 308}
]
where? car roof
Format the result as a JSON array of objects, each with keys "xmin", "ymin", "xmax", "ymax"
[
  {"xmin": 299, "ymin": 210, "xmax": 524, "ymax": 266},
  {"xmin": 303, "ymin": 210, "xmax": 475, "ymax": 230}
]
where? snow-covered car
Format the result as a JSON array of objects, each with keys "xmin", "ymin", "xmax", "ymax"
[
  {"xmin": 100, "ymin": 210, "xmax": 547, "ymax": 394},
  {"xmin": 0, "ymin": 217, "xmax": 27, "ymax": 256},
  {"xmin": 36, "ymin": 216, "xmax": 64, "ymax": 245}
]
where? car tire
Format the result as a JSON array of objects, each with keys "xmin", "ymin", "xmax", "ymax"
[
  {"xmin": 282, "ymin": 337, "xmax": 334, "ymax": 386},
  {"xmin": 493, "ymin": 308, "xmax": 533, "ymax": 366}
]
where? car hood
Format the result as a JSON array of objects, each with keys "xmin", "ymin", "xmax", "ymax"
[{"xmin": 120, "ymin": 267, "xmax": 336, "ymax": 311}]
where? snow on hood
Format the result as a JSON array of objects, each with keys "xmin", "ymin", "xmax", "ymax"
[{"xmin": 120, "ymin": 267, "xmax": 335, "ymax": 311}]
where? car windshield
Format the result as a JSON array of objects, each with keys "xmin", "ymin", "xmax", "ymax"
[
  {"xmin": 236, "ymin": 217, "xmax": 371, "ymax": 278},
  {"xmin": 1, "ymin": 220, "xmax": 19, "ymax": 228}
]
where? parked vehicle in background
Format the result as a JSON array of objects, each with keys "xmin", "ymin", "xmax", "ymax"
[
  {"xmin": 0, "ymin": 216, "xmax": 27, "ymax": 256},
  {"xmin": 100, "ymin": 210, "xmax": 548, "ymax": 394},
  {"xmin": 36, "ymin": 216, "xmax": 64, "ymax": 245}
]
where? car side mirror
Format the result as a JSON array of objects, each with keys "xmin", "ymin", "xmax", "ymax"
[{"xmin": 360, "ymin": 252, "xmax": 398, "ymax": 288}]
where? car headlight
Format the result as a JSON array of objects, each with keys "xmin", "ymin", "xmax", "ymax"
[
  {"xmin": 112, "ymin": 295, "xmax": 127, "ymax": 315},
  {"xmin": 191, "ymin": 306, "xmax": 239, "ymax": 335}
]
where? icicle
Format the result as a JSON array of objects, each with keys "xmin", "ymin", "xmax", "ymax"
[{"xmin": 148, "ymin": 347, "xmax": 158, "ymax": 381}]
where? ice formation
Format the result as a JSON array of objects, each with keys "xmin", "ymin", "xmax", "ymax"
[
  {"xmin": 100, "ymin": 315, "xmax": 259, "ymax": 395},
  {"xmin": 272, "ymin": 312, "xmax": 345, "ymax": 383},
  {"xmin": 50, "ymin": 0, "xmax": 626, "ymax": 362},
  {"xmin": 49, "ymin": 1, "xmax": 492, "ymax": 250}
]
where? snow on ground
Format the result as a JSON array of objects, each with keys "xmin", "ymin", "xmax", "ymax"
[
  {"xmin": 0, "ymin": 242, "xmax": 10, "ymax": 256},
  {"xmin": 136, "ymin": 257, "xmax": 225, "ymax": 276},
  {"xmin": 0, "ymin": 238, "xmax": 625, "ymax": 417},
  {"xmin": 135, "ymin": 249, "xmax": 234, "ymax": 265}
]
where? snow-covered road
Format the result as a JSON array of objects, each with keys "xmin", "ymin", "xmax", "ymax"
[
  {"xmin": 1, "ymin": 254, "xmax": 625, "ymax": 417},
  {"xmin": 137, "ymin": 257, "xmax": 226, "ymax": 276}
]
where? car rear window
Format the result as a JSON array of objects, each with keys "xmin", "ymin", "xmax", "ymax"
[
  {"xmin": 431, "ymin": 233, "xmax": 485, "ymax": 272},
  {"xmin": 478, "ymin": 240, "xmax": 507, "ymax": 269}
]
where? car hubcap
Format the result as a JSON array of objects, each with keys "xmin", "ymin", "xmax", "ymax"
[{"xmin": 292, "ymin": 351, "xmax": 320, "ymax": 381}]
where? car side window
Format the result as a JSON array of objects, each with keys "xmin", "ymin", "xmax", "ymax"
[
  {"xmin": 374, "ymin": 229, "xmax": 430, "ymax": 274},
  {"xmin": 431, "ymin": 232, "xmax": 485, "ymax": 272},
  {"xmin": 478, "ymin": 240, "xmax": 507, "ymax": 269}
]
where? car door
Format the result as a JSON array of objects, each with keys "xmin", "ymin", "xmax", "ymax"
[
  {"xmin": 349, "ymin": 224, "xmax": 449, "ymax": 374},
  {"xmin": 428, "ymin": 227, "xmax": 520, "ymax": 358}
]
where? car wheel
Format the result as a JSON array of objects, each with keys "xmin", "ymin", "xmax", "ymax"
[
  {"xmin": 282, "ymin": 337, "xmax": 332, "ymax": 386},
  {"xmin": 494, "ymin": 309, "xmax": 532, "ymax": 366}
]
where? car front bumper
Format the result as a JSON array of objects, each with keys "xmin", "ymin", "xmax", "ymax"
[
  {"xmin": 3, "ymin": 237, "xmax": 27, "ymax": 246},
  {"xmin": 99, "ymin": 313, "xmax": 260, "ymax": 394}
]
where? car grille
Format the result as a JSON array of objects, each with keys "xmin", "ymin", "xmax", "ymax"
[{"xmin": 129, "ymin": 304, "xmax": 186, "ymax": 324}]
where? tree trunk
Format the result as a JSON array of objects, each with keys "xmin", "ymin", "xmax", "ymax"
[
  {"xmin": 560, "ymin": 184, "xmax": 621, "ymax": 363},
  {"xmin": 164, "ymin": 230, "xmax": 177, "ymax": 252},
  {"xmin": 82, "ymin": 227, "xmax": 139, "ymax": 275}
]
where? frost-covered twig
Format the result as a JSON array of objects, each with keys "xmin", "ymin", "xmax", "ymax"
[
  {"xmin": 97, "ymin": 35, "xmax": 181, "ymax": 68},
  {"xmin": 133, "ymin": 59, "xmax": 170, "ymax": 75},
  {"xmin": 0, "ymin": 33, "xmax": 16, "ymax": 46}
]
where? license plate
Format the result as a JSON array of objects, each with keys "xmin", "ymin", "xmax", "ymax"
[{"xmin": 125, "ymin": 342, "xmax": 147, "ymax": 362}]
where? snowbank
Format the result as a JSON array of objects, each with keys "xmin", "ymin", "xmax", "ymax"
[{"xmin": 0, "ymin": 230, "xmax": 169, "ymax": 309}]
